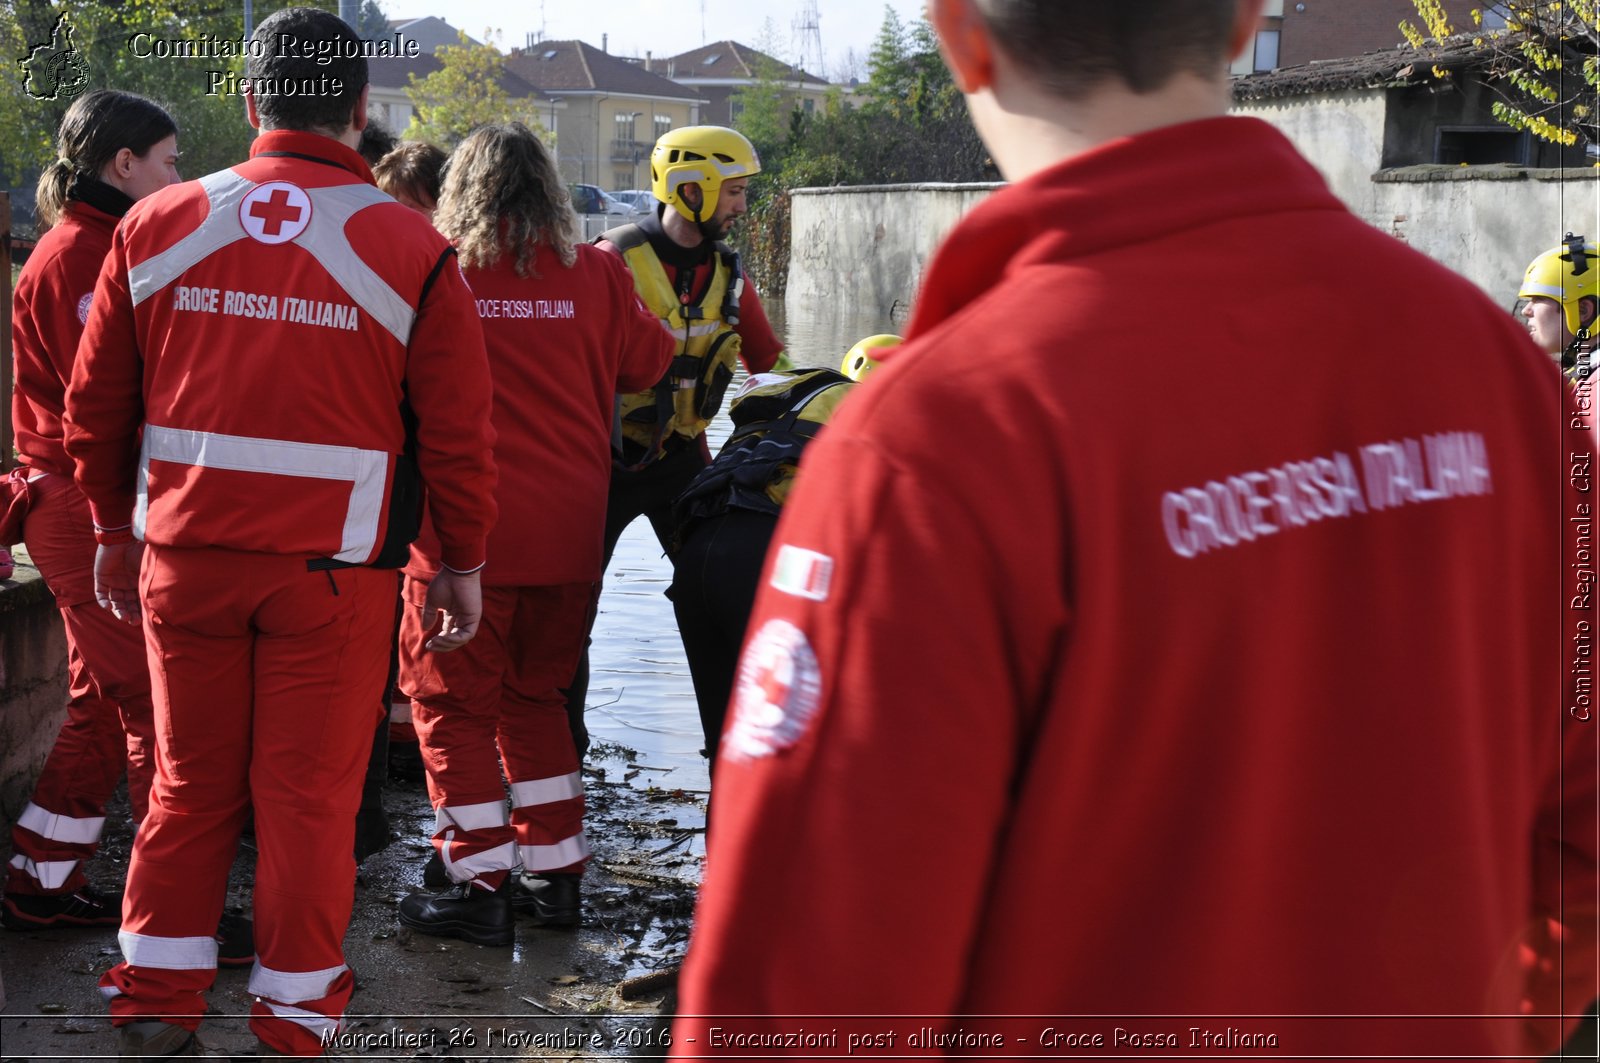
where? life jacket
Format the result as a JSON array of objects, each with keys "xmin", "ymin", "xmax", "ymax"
[
  {"xmin": 671, "ymin": 368, "xmax": 855, "ymax": 549},
  {"xmin": 601, "ymin": 221, "xmax": 743, "ymax": 467}
]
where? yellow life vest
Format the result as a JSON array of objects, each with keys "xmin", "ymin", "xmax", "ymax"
[{"xmin": 602, "ymin": 223, "xmax": 743, "ymax": 466}]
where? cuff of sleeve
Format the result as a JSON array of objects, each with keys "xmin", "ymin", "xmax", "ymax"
[
  {"xmin": 93, "ymin": 524, "xmax": 135, "ymax": 546},
  {"xmin": 439, "ymin": 544, "xmax": 486, "ymax": 574}
]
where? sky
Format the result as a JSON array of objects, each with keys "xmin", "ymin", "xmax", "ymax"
[{"xmin": 378, "ymin": 0, "xmax": 930, "ymax": 82}]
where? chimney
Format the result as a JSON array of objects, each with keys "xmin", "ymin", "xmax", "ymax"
[
  {"xmin": 645, "ymin": 50, "xmax": 652, "ymax": 72},
  {"xmin": 602, "ymin": 33, "xmax": 608, "ymax": 53}
]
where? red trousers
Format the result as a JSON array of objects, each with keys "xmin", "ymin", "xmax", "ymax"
[
  {"xmin": 99, "ymin": 547, "xmax": 395, "ymax": 1057},
  {"xmin": 401, "ymin": 579, "xmax": 593, "ymax": 886},
  {"xmin": 7, "ymin": 472, "xmax": 154, "ymax": 897}
]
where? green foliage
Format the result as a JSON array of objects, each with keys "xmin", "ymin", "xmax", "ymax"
[
  {"xmin": 0, "ymin": 0, "xmax": 387, "ymax": 232},
  {"xmin": 730, "ymin": 6, "xmax": 990, "ymax": 296},
  {"xmin": 1403, "ymin": 0, "xmax": 1599, "ymax": 150},
  {"xmin": 402, "ymin": 30, "xmax": 540, "ymax": 148}
]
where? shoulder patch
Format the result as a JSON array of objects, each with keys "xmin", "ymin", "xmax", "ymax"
[
  {"xmin": 724, "ymin": 619, "xmax": 822, "ymax": 761},
  {"xmin": 76, "ymin": 292, "xmax": 93, "ymax": 324},
  {"xmin": 769, "ymin": 544, "xmax": 833, "ymax": 602}
]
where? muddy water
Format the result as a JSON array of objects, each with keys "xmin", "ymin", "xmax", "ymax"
[{"xmin": 582, "ymin": 297, "xmax": 904, "ymax": 834}]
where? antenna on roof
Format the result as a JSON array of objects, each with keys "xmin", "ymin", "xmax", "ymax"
[
  {"xmin": 794, "ymin": 0, "xmax": 823, "ymax": 77},
  {"xmin": 701, "ymin": 0, "xmax": 707, "ymax": 45}
]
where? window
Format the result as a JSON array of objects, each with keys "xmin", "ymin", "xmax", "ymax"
[
  {"xmin": 1479, "ymin": 4, "xmax": 1510, "ymax": 30},
  {"xmin": 615, "ymin": 111, "xmax": 638, "ymax": 142},
  {"xmin": 730, "ymin": 99, "xmax": 744, "ymax": 121},
  {"xmin": 1435, "ymin": 126, "xmax": 1528, "ymax": 165},
  {"xmin": 615, "ymin": 171, "xmax": 634, "ymax": 189},
  {"xmin": 803, "ymin": 97, "xmax": 815, "ymax": 114},
  {"xmin": 1253, "ymin": 29, "xmax": 1279, "ymax": 72},
  {"xmin": 655, "ymin": 114, "xmax": 672, "ymax": 139}
]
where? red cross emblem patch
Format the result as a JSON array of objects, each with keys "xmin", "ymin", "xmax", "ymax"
[
  {"xmin": 725, "ymin": 620, "xmax": 822, "ymax": 762},
  {"xmin": 239, "ymin": 181, "xmax": 312, "ymax": 245}
]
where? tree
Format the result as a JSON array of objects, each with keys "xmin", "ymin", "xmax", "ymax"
[
  {"xmin": 402, "ymin": 31, "xmax": 542, "ymax": 148},
  {"xmin": 730, "ymin": 21, "xmax": 798, "ymax": 164},
  {"xmin": 1402, "ymin": 1, "xmax": 1599, "ymax": 151},
  {"xmin": 1, "ymin": 0, "xmax": 354, "ymax": 227}
]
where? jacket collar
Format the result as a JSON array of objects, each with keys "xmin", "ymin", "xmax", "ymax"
[
  {"xmin": 61, "ymin": 196, "xmax": 124, "ymax": 235},
  {"xmin": 248, "ymin": 129, "xmax": 375, "ymax": 184},
  {"xmin": 906, "ymin": 117, "xmax": 1343, "ymax": 340},
  {"xmin": 66, "ymin": 174, "xmax": 134, "ymax": 221}
]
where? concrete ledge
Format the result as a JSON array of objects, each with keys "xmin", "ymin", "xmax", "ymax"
[
  {"xmin": 0, "ymin": 547, "xmax": 69, "ymax": 827},
  {"xmin": 1374, "ymin": 164, "xmax": 1600, "ymax": 183}
]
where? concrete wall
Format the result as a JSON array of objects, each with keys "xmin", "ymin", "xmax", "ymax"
[
  {"xmin": 1239, "ymin": 91, "xmax": 1600, "ymax": 301},
  {"xmin": 787, "ymin": 105, "xmax": 1597, "ymax": 318},
  {"xmin": 0, "ymin": 550, "xmax": 68, "ymax": 826},
  {"xmin": 786, "ymin": 182, "xmax": 1002, "ymax": 318}
]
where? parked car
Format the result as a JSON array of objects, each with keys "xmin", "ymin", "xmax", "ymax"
[
  {"xmin": 610, "ymin": 189, "xmax": 658, "ymax": 215},
  {"xmin": 569, "ymin": 183, "xmax": 634, "ymax": 216}
]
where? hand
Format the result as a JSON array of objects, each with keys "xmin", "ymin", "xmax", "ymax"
[
  {"xmin": 423, "ymin": 567, "xmax": 482, "ymax": 652},
  {"xmin": 94, "ymin": 541, "xmax": 145, "ymax": 625}
]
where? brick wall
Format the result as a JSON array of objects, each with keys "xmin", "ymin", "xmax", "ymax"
[{"xmin": 1279, "ymin": 0, "xmax": 1488, "ymax": 68}]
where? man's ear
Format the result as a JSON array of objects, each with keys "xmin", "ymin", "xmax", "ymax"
[
  {"xmin": 243, "ymin": 87, "xmax": 262, "ymax": 130},
  {"xmin": 350, "ymin": 84, "xmax": 370, "ymax": 134},
  {"xmin": 680, "ymin": 182, "xmax": 704, "ymax": 211},
  {"xmin": 1228, "ymin": 0, "xmax": 1271, "ymax": 64},
  {"xmin": 928, "ymin": 0, "xmax": 994, "ymax": 95},
  {"xmin": 1579, "ymin": 295, "xmax": 1598, "ymax": 334}
]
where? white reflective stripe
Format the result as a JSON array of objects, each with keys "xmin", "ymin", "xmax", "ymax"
[
  {"xmin": 99, "ymin": 984, "xmax": 124, "ymax": 1002},
  {"xmin": 129, "ymin": 171, "xmax": 254, "ymax": 306},
  {"xmin": 17, "ymin": 802, "xmax": 106, "ymax": 845},
  {"xmin": 260, "ymin": 1001, "xmax": 342, "ymax": 1040},
  {"xmin": 435, "ymin": 800, "xmax": 507, "ymax": 833},
  {"xmin": 300, "ymin": 184, "xmax": 418, "ymax": 346},
  {"xmin": 388, "ymin": 700, "xmax": 412, "ymax": 724},
  {"xmin": 518, "ymin": 832, "xmax": 590, "ymax": 872},
  {"xmin": 1523, "ymin": 281, "xmax": 1564, "ymax": 299},
  {"xmin": 248, "ymin": 962, "xmax": 347, "ymax": 1005},
  {"xmin": 132, "ymin": 456, "xmax": 150, "ymax": 542},
  {"xmin": 509, "ymin": 773, "xmax": 583, "ymax": 808},
  {"xmin": 441, "ymin": 839, "xmax": 518, "ymax": 882},
  {"xmin": 139, "ymin": 425, "xmax": 388, "ymax": 564},
  {"xmin": 336, "ymin": 449, "xmax": 389, "ymax": 563},
  {"xmin": 119, "ymin": 930, "xmax": 218, "ymax": 970},
  {"xmin": 9, "ymin": 852, "xmax": 79, "ymax": 890},
  {"xmin": 661, "ymin": 318, "xmax": 720, "ymax": 339}
]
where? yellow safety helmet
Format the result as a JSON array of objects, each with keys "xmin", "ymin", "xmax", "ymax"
[
  {"xmin": 1519, "ymin": 233, "xmax": 1598, "ymax": 337},
  {"xmin": 840, "ymin": 334, "xmax": 902, "ymax": 381},
  {"xmin": 650, "ymin": 126, "xmax": 761, "ymax": 225}
]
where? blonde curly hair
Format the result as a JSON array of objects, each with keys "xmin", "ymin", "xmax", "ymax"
[{"xmin": 434, "ymin": 123, "xmax": 578, "ymax": 277}]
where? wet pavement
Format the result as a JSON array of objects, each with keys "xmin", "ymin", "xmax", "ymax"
[{"xmin": 0, "ymin": 742, "xmax": 701, "ymax": 1060}]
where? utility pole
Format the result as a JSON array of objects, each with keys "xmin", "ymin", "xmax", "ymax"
[{"xmin": 338, "ymin": 0, "xmax": 359, "ymax": 29}]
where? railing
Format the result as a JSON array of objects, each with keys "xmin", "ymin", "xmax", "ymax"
[{"xmin": 610, "ymin": 138, "xmax": 646, "ymax": 162}]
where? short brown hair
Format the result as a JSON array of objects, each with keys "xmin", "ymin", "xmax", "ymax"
[
  {"xmin": 373, "ymin": 141, "xmax": 447, "ymax": 206},
  {"xmin": 974, "ymin": 0, "xmax": 1237, "ymax": 97}
]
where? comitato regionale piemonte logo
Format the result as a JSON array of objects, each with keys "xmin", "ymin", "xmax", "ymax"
[{"xmin": 20, "ymin": 12, "xmax": 90, "ymax": 101}]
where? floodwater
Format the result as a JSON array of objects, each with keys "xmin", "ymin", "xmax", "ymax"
[{"xmin": 582, "ymin": 297, "xmax": 903, "ymax": 834}]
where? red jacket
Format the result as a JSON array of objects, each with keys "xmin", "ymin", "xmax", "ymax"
[
  {"xmin": 12, "ymin": 200, "xmax": 119, "ymax": 477},
  {"xmin": 407, "ymin": 243, "xmax": 673, "ymax": 585},
  {"xmin": 676, "ymin": 117, "xmax": 1598, "ymax": 1059},
  {"xmin": 64, "ymin": 131, "xmax": 496, "ymax": 571}
]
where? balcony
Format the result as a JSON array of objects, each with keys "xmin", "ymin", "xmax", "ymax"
[{"xmin": 611, "ymin": 138, "xmax": 647, "ymax": 163}]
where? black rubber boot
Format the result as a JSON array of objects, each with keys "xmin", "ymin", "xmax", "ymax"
[
  {"xmin": 512, "ymin": 872, "xmax": 581, "ymax": 928},
  {"xmin": 397, "ymin": 881, "xmax": 513, "ymax": 946}
]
